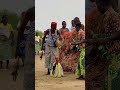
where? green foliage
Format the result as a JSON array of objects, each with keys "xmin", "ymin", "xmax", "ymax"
[
  {"xmin": 0, "ymin": 9, "xmax": 19, "ymax": 30},
  {"xmin": 35, "ymin": 30, "xmax": 44, "ymax": 38}
]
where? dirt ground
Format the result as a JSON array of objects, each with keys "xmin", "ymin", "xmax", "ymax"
[
  {"xmin": 0, "ymin": 59, "xmax": 23, "ymax": 90},
  {"xmin": 0, "ymin": 55, "xmax": 85, "ymax": 90},
  {"xmin": 35, "ymin": 55, "xmax": 85, "ymax": 90}
]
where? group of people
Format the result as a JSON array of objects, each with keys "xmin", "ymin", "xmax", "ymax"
[
  {"xmin": 40, "ymin": 17, "xmax": 85, "ymax": 80},
  {"xmin": 0, "ymin": 6, "xmax": 35, "ymax": 90}
]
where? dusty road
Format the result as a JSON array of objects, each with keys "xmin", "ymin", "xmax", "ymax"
[
  {"xmin": 0, "ymin": 59, "xmax": 23, "ymax": 90},
  {"xmin": 35, "ymin": 55, "xmax": 85, "ymax": 90},
  {"xmin": 0, "ymin": 55, "xmax": 85, "ymax": 90}
]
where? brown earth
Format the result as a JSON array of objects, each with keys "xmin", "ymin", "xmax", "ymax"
[
  {"xmin": 0, "ymin": 59, "xmax": 23, "ymax": 90},
  {"xmin": 35, "ymin": 55, "xmax": 85, "ymax": 90}
]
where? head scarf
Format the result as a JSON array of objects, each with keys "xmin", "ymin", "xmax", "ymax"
[{"xmin": 51, "ymin": 22, "xmax": 57, "ymax": 29}]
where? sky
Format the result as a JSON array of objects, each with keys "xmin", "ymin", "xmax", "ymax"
[
  {"xmin": 0, "ymin": 0, "xmax": 34, "ymax": 15},
  {"xmin": 35, "ymin": 0, "xmax": 85, "ymax": 32}
]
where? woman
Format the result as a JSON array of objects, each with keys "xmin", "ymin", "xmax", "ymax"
[
  {"xmin": 75, "ymin": 23, "xmax": 85, "ymax": 79},
  {"xmin": 41, "ymin": 22, "xmax": 63, "ymax": 75},
  {"xmin": 84, "ymin": 0, "xmax": 120, "ymax": 89},
  {"xmin": 59, "ymin": 17, "xmax": 82, "ymax": 72},
  {"xmin": 35, "ymin": 32, "xmax": 41, "ymax": 55},
  {"xmin": 0, "ymin": 15, "xmax": 13, "ymax": 69}
]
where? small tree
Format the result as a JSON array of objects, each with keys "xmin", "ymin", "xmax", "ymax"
[
  {"xmin": 35, "ymin": 30, "xmax": 43, "ymax": 38},
  {"xmin": 0, "ymin": 9, "xmax": 19, "ymax": 30}
]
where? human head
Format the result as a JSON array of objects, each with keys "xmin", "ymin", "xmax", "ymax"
[
  {"xmin": 71, "ymin": 20, "xmax": 75, "ymax": 27},
  {"xmin": 62, "ymin": 21, "xmax": 66, "ymax": 28},
  {"xmin": 36, "ymin": 32, "xmax": 38, "ymax": 36},
  {"xmin": 96, "ymin": 0, "xmax": 112, "ymax": 14},
  {"xmin": 1, "ymin": 15, "xmax": 8, "ymax": 25},
  {"xmin": 75, "ymin": 22, "xmax": 81, "ymax": 32},
  {"xmin": 51, "ymin": 22, "xmax": 57, "ymax": 30},
  {"xmin": 74, "ymin": 17, "xmax": 80, "ymax": 26}
]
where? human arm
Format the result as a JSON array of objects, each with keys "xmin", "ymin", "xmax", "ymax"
[
  {"xmin": 57, "ymin": 30, "xmax": 64, "ymax": 41},
  {"xmin": 41, "ymin": 30, "xmax": 48, "ymax": 50}
]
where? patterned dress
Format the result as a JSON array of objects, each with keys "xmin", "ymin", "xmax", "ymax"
[
  {"xmin": 59, "ymin": 29, "xmax": 81, "ymax": 72},
  {"xmin": 75, "ymin": 29, "xmax": 85, "ymax": 78},
  {"xmin": 100, "ymin": 8, "xmax": 120, "ymax": 90},
  {"xmin": 86, "ymin": 7, "xmax": 120, "ymax": 90}
]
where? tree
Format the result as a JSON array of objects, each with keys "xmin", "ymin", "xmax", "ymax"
[
  {"xmin": 35, "ymin": 30, "xmax": 43, "ymax": 38},
  {"xmin": 0, "ymin": 9, "xmax": 19, "ymax": 30}
]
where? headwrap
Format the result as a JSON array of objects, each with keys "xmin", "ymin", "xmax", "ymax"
[{"xmin": 51, "ymin": 22, "xmax": 57, "ymax": 29}]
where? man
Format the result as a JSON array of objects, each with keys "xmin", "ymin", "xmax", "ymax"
[
  {"xmin": 41, "ymin": 22, "xmax": 63, "ymax": 75},
  {"xmin": 59, "ymin": 21, "xmax": 69, "ymax": 36},
  {"xmin": 0, "ymin": 15, "xmax": 13, "ymax": 69},
  {"xmin": 73, "ymin": 17, "xmax": 84, "ymax": 30},
  {"xmin": 70, "ymin": 20, "xmax": 75, "ymax": 32}
]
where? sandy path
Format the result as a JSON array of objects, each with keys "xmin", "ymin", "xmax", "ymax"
[{"xmin": 35, "ymin": 55, "xmax": 85, "ymax": 90}]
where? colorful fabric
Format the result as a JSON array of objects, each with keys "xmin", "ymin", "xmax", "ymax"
[
  {"xmin": 51, "ymin": 22, "xmax": 57, "ymax": 28},
  {"xmin": 50, "ymin": 62, "xmax": 64, "ymax": 78},
  {"xmin": 76, "ymin": 48, "xmax": 85, "ymax": 77},
  {"xmin": 85, "ymin": 7, "xmax": 120, "ymax": 90},
  {"xmin": 102, "ymin": 8, "xmax": 120, "ymax": 54},
  {"xmin": 104, "ymin": 53, "xmax": 120, "ymax": 90},
  {"xmin": 59, "ymin": 28, "xmax": 81, "ymax": 72}
]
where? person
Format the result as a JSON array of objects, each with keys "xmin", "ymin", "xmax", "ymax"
[
  {"xmin": 73, "ymin": 17, "xmax": 84, "ymax": 31},
  {"xmin": 70, "ymin": 20, "xmax": 75, "ymax": 32},
  {"xmin": 14, "ymin": 6, "xmax": 35, "ymax": 90},
  {"xmin": 42, "ymin": 31, "xmax": 46, "ymax": 53},
  {"xmin": 17, "ymin": 12, "xmax": 26, "ymax": 67},
  {"xmin": 84, "ymin": 0, "xmax": 120, "ymax": 89},
  {"xmin": 59, "ymin": 18, "xmax": 83, "ymax": 73},
  {"xmin": 41, "ymin": 22, "xmax": 63, "ymax": 75},
  {"xmin": 74, "ymin": 23, "xmax": 85, "ymax": 80},
  {"xmin": 0, "ymin": 15, "xmax": 13, "ymax": 69},
  {"xmin": 59, "ymin": 21, "xmax": 69, "ymax": 36},
  {"xmin": 35, "ymin": 32, "xmax": 41, "ymax": 55}
]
